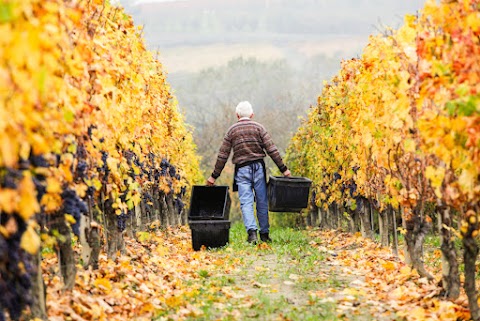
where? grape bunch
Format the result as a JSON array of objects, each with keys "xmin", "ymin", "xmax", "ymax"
[
  {"xmin": 86, "ymin": 185, "xmax": 96, "ymax": 197},
  {"xmin": 159, "ymin": 158, "xmax": 169, "ymax": 177},
  {"xmin": 174, "ymin": 197, "xmax": 185, "ymax": 214},
  {"xmin": 117, "ymin": 211, "xmax": 129, "ymax": 231},
  {"xmin": 61, "ymin": 188, "xmax": 88, "ymax": 236},
  {"xmin": 87, "ymin": 125, "xmax": 97, "ymax": 138},
  {"xmin": 98, "ymin": 151, "xmax": 110, "ymax": 182},
  {"xmin": 143, "ymin": 192, "xmax": 154, "ymax": 213},
  {"xmin": 32, "ymin": 176, "xmax": 47, "ymax": 204},
  {"xmin": 133, "ymin": 156, "xmax": 144, "ymax": 172},
  {"xmin": 1, "ymin": 168, "xmax": 22, "ymax": 189},
  {"xmin": 30, "ymin": 154, "xmax": 49, "ymax": 168},
  {"xmin": 180, "ymin": 186, "xmax": 186, "ymax": 197},
  {"xmin": 75, "ymin": 160, "xmax": 88, "ymax": 178},
  {"xmin": 0, "ymin": 214, "xmax": 34, "ymax": 321}
]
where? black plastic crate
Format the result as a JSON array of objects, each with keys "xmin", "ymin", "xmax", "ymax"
[
  {"xmin": 188, "ymin": 185, "xmax": 231, "ymax": 220},
  {"xmin": 189, "ymin": 220, "xmax": 231, "ymax": 251},
  {"xmin": 268, "ymin": 176, "xmax": 312, "ymax": 212}
]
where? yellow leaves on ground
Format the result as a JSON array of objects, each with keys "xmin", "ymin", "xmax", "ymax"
[
  {"xmin": 308, "ymin": 229, "xmax": 471, "ymax": 321},
  {"xmin": 44, "ymin": 226, "xmax": 238, "ymax": 321},
  {"xmin": 94, "ymin": 278, "xmax": 113, "ymax": 294},
  {"xmin": 41, "ymin": 226, "xmax": 476, "ymax": 320},
  {"xmin": 380, "ymin": 260, "xmax": 395, "ymax": 271}
]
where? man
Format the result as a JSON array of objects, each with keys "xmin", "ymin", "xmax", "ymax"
[{"xmin": 207, "ymin": 101, "xmax": 291, "ymax": 244}]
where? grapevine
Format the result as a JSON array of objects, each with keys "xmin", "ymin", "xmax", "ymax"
[
  {"xmin": 287, "ymin": 0, "xmax": 480, "ymax": 314},
  {"xmin": 0, "ymin": 0, "xmax": 201, "ymax": 318}
]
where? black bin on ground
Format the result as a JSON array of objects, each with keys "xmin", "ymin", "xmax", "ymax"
[
  {"xmin": 189, "ymin": 220, "xmax": 231, "ymax": 251},
  {"xmin": 268, "ymin": 176, "xmax": 312, "ymax": 212},
  {"xmin": 188, "ymin": 185, "xmax": 231, "ymax": 220}
]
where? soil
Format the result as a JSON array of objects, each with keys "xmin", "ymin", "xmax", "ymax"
[{"xmin": 223, "ymin": 245, "xmax": 398, "ymax": 321}]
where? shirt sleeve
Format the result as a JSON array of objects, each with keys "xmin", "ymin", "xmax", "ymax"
[
  {"xmin": 211, "ymin": 132, "xmax": 232, "ymax": 178},
  {"xmin": 259, "ymin": 126, "xmax": 288, "ymax": 173}
]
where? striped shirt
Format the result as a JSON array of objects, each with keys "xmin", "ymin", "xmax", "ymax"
[{"xmin": 211, "ymin": 119, "xmax": 287, "ymax": 178}]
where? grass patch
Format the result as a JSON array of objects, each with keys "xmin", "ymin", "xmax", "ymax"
[{"xmin": 154, "ymin": 223, "xmax": 374, "ymax": 320}]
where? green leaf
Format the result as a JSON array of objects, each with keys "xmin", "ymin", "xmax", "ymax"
[
  {"xmin": 457, "ymin": 100, "xmax": 476, "ymax": 117},
  {"xmin": 447, "ymin": 96, "xmax": 480, "ymax": 117},
  {"xmin": 67, "ymin": 144, "xmax": 76, "ymax": 154},
  {"xmin": 454, "ymin": 132, "xmax": 468, "ymax": 148},
  {"xmin": 0, "ymin": 2, "xmax": 13, "ymax": 24},
  {"xmin": 455, "ymin": 84, "xmax": 469, "ymax": 97},
  {"xmin": 126, "ymin": 199, "xmax": 134, "ymax": 210},
  {"xmin": 446, "ymin": 101, "xmax": 456, "ymax": 116},
  {"xmin": 432, "ymin": 61, "xmax": 450, "ymax": 76},
  {"xmin": 64, "ymin": 110, "xmax": 75, "ymax": 122},
  {"xmin": 350, "ymin": 201, "xmax": 357, "ymax": 211}
]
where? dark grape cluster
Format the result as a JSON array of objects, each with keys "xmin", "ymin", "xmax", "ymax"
[
  {"xmin": 355, "ymin": 196, "xmax": 368, "ymax": 212},
  {"xmin": 86, "ymin": 185, "xmax": 96, "ymax": 197},
  {"xmin": 117, "ymin": 211, "xmax": 129, "ymax": 231},
  {"xmin": 143, "ymin": 192, "xmax": 154, "ymax": 214},
  {"xmin": 180, "ymin": 186, "xmax": 186, "ymax": 197},
  {"xmin": 75, "ymin": 143, "xmax": 88, "ymax": 180},
  {"xmin": 174, "ymin": 197, "xmax": 184, "ymax": 214},
  {"xmin": 30, "ymin": 154, "xmax": 49, "ymax": 168},
  {"xmin": 168, "ymin": 165, "xmax": 176, "ymax": 178},
  {"xmin": 76, "ymin": 143, "xmax": 87, "ymax": 159},
  {"xmin": 133, "ymin": 157, "xmax": 143, "ymax": 169},
  {"xmin": 112, "ymin": 151, "xmax": 189, "ymax": 224},
  {"xmin": 0, "ymin": 214, "xmax": 34, "ymax": 321},
  {"xmin": 160, "ymin": 158, "xmax": 169, "ymax": 176},
  {"xmin": 0, "ymin": 168, "xmax": 22, "ymax": 189},
  {"xmin": 333, "ymin": 172, "xmax": 341, "ymax": 182},
  {"xmin": 349, "ymin": 181, "xmax": 357, "ymax": 197},
  {"xmin": 32, "ymin": 176, "xmax": 47, "ymax": 203},
  {"xmin": 98, "ymin": 151, "xmax": 110, "ymax": 182},
  {"xmin": 28, "ymin": 153, "xmax": 49, "ymax": 215},
  {"xmin": 116, "ymin": 193, "xmax": 131, "ymax": 232},
  {"xmin": 123, "ymin": 150, "xmax": 134, "ymax": 164},
  {"xmin": 61, "ymin": 188, "xmax": 88, "ymax": 236},
  {"xmin": 75, "ymin": 160, "xmax": 88, "ymax": 178},
  {"xmin": 87, "ymin": 125, "xmax": 97, "ymax": 138}
]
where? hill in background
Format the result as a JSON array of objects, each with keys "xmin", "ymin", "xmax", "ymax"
[
  {"xmin": 122, "ymin": 0, "xmax": 421, "ymax": 72},
  {"xmin": 120, "ymin": 0, "xmax": 423, "ymax": 179}
]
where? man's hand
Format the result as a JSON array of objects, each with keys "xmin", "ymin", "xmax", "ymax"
[
  {"xmin": 283, "ymin": 169, "xmax": 292, "ymax": 177},
  {"xmin": 207, "ymin": 176, "xmax": 216, "ymax": 186}
]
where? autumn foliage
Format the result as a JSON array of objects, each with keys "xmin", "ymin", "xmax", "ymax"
[
  {"xmin": 0, "ymin": 0, "xmax": 200, "ymax": 319},
  {"xmin": 287, "ymin": 0, "xmax": 480, "ymax": 318}
]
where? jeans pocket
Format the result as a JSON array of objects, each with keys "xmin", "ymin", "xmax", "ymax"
[{"xmin": 235, "ymin": 166, "xmax": 251, "ymax": 183}]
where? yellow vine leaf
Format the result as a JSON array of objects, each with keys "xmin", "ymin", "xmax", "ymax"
[
  {"xmin": 18, "ymin": 173, "xmax": 40, "ymax": 221},
  {"xmin": 20, "ymin": 224, "xmax": 40, "ymax": 255}
]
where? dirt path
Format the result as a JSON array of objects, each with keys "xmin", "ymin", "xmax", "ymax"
[
  {"xmin": 207, "ymin": 229, "xmax": 399, "ymax": 321},
  {"xmin": 44, "ymin": 226, "xmax": 468, "ymax": 321}
]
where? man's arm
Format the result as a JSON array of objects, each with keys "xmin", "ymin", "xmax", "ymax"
[
  {"xmin": 207, "ymin": 134, "xmax": 232, "ymax": 185},
  {"xmin": 260, "ymin": 128, "xmax": 290, "ymax": 176}
]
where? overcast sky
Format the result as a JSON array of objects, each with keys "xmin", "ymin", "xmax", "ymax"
[{"xmin": 118, "ymin": 0, "xmax": 424, "ymax": 73}]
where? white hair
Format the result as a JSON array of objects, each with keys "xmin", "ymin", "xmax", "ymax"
[{"xmin": 236, "ymin": 101, "xmax": 253, "ymax": 118}]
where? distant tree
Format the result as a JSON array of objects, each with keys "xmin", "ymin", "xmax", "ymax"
[{"xmin": 170, "ymin": 56, "xmax": 338, "ymax": 175}]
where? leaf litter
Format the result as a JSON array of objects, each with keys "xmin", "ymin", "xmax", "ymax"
[{"xmin": 42, "ymin": 226, "xmax": 471, "ymax": 320}]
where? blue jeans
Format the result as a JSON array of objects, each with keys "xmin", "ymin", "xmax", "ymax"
[{"xmin": 235, "ymin": 162, "xmax": 269, "ymax": 234}]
